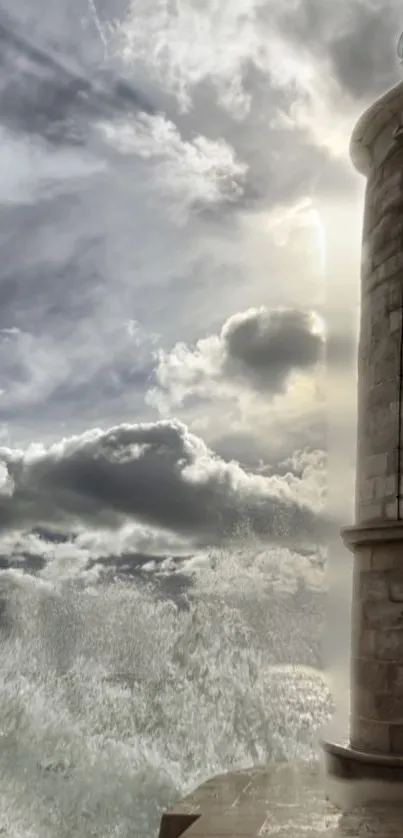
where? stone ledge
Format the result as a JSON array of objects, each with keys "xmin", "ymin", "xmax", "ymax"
[
  {"xmin": 323, "ymin": 739, "xmax": 403, "ymax": 783},
  {"xmin": 159, "ymin": 763, "xmax": 337, "ymax": 838},
  {"xmin": 159, "ymin": 761, "xmax": 403, "ymax": 836},
  {"xmin": 342, "ymin": 521, "xmax": 403, "ymax": 551}
]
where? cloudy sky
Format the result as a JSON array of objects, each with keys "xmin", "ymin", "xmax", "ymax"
[{"xmin": 0, "ymin": 0, "xmax": 401, "ymax": 581}]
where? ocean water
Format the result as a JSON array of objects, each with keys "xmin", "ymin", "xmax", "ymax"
[{"xmin": 0, "ymin": 545, "xmax": 331, "ymax": 838}]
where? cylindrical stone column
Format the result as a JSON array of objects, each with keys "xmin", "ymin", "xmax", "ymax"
[{"xmin": 345, "ymin": 81, "xmax": 403, "ymax": 757}]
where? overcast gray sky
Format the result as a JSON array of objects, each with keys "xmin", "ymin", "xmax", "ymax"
[{"xmin": 0, "ymin": 0, "xmax": 401, "ymax": 580}]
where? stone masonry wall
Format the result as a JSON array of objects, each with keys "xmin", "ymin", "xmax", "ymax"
[
  {"xmin": 356, "ymin": 148, "xmax": 403, "ymax": 524},
  {"xmin": 349, "ymin": 84, "xmax": 403, "ymax": 756},
  {"xmin": 350, "ymin": 540, "xmax": 403, "ymax": 753}
]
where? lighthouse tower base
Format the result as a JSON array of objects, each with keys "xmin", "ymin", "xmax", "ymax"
[
  {"xmin": 323, "ymin": 740, "xmax": 403, "ymax": 808},
  {"xmin": 323, "ymin": 520, "xmax": 403, "ymax": 807}
]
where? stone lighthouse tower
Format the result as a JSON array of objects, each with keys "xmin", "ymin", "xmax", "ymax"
[{"xmin": 324, "ymin": 80, "xmax": 403, "ymax": 791}]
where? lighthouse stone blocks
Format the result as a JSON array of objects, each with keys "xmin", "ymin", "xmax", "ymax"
[
  {"xmin": 337, "ymin": 80, "xmax": 403, "ymax": 766},
  {"xmin": 357, "ymin": 153, "xmax": 403, "ymax": 524}
]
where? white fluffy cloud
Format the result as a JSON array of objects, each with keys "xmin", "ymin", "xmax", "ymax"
[
  {"xmin": 147, "ymin": 306, "xmax": 325, "ymax": 462},
  {"xmin": 150, "ymin": 306, "xmax": 324, "ymax": 400}
]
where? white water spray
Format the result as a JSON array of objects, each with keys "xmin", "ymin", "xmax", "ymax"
[{"xmin": 0, "ymin": 547, "xmax": 330, "ymax": 838}]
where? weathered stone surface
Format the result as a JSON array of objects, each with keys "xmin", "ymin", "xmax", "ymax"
[
  {"xmin": 362, "ymin": 453, "xmax": 388, "ymax": 478},
  {"xmin": 360, "ymin": 421, "xmax": 393, "ymax": 459},
  {"xmin": 373, "ymin": 124, "xmax": 403, "ymax": 171},
  {"xmin": 385, "ymin": 278, "xmax": 402, "ymax": 312},
  {"xmin": 369, "ymin": 349, "xmax": 400, "ymax": 388},
  {"xmin": 386, "ymin": 501, "xmax": 400, "ymax": 519},
  {"xmin": 368, "ymin": 234, "xmax": 403, "ymax": 284},
  {"xmin": 350, "ymin": 716, "xmax": 391, "ymax": 752},
  {"xmin": 373, "ymin": 629, "xmax": 403, "ymax": 661},
  {"xmin": 375, "ymin": 694, "xmax": 403, "ymax": 724},
  {"xmin": 354, "ymin": 686, "xmax": 403, "ymax": 723},
  {"xmin": 363, "ymin": 600, "xmax": 403, "ymax": 630},
  {"xmin": 351, "ymin": 625, "xmax": 374, "ymax": 658},
  {"xmin": 375, "ymin": 475, "xmax": 396, "ymax": 500},
  {"xmin": 374, "ymin": 161, "xmax": 403, "ymax": 194},
  {"xmin": 360, "ymin": 99, "xmax": 397, "ymax": 147},
  {"xmin": 375, "ymin": 167, "xmax": 403, "ymax": 194},
  {"xmin": 389, "ymin": 573, "xmax": 403, "ymax": 601},
  {"xmin": 160, "ymin": 761, "xmax": 403, "ymax": 837},
  {"xmin": 390, "ymin": 310, "xmax": 401, "ymax": 332},
  {"xmin": 356, "ymin": 132, "xmax": 403, "ymax": 531},
  {"xmin": 372, "ymin": 237, "xmax": 402, "ymax": 270},
  {"xmin": 354, "ymin": 658, "xmax": 403, "ymax": 692},
  {"xmin": 359, "ymin": 572, "xmax": 389, "ymax": 600},
  {"xmin": 358, "ymin": 502, "xmax": 383, "ymax": 522},
  {"xmin": 363, "ymin": 193, "xmax": 375, "ymax": 237},
  {"xmin": 382, "ymin": 145, "xmax": 403, "ymax": 178},
  {"xmin": 352, "ymin": 687, "xmax": 377, "ymax": 719},
  {"xmin": 354, "ymin": 657, "xmax": 386, "ymax": 690},
  {"xmin": 323, "ymin": 739, "xmax": 403, "ymax": 804},
  {"xmin": 367, "ymin": 382, "xmax": 398, "ymax": 412},
  {"xmin": 387, "ymin": 663, "xmax": 403, "ymax": 692},
  {"xmin": 387, "ymin": 450, "xmax": 398, "ymax": 476},
  {"xmin": 389, "ymin": 725, "xmax": 403, "ymax": 754},
  {"xmin": 351, "ymin": 83, "xmax": 403, "ymax": 173},
  {"xmin": 359, "ymin": 478, "xmax": 375, "ymax": 504},
  {"xmin": 372, "ymin": 546, "xmax": 403, "ymax": 571},
  {"xmin": 340, "ymin": 83, "xmax": 403, "ymax": 777},
  {"xmin": 356, "ymin": 548, "xmax": 372, "ymax": 571},
  {"xmin": 355, "ymin": 159, "xmax": 403, "ymax": 515},
  {"xmin": 372, "ymin": 214, "xmax": 403, "ymax": 259}
]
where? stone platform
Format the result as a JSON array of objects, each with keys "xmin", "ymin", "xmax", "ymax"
[
  {"xmin": 159, "ymin": 761, "xmax": 403, "ymax": 837},
  {"xmin": 323, "ymin": 739, "xmax": 403, "ymax": 784}
]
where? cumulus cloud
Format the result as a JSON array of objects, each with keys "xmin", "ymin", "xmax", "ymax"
[
  {"xmin": 147, "ymin": 306, "xmax": 326, "ymax": 466},
  {"xmin": 0, "ymin": 419, "xmax": 325, "ymax": 544},
  {"xmin": 150, "ymin": 306, "xmax": 324, "ymax": 407},
  {"xmin": 222, "ymin": 307, "xmax": 324, "ymax": 389}
]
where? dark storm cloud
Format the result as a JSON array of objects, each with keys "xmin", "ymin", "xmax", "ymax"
[
  {"xmin": 0, "ymin": 419, "xmax": 323, "ymax": 544},
  {"xmin": 274, "ymin": 0, "xmax": 400, "ymax": 101},
  {"xmin": 223, "ymin": 308, "xmax": 323, "ymax": 393}
]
